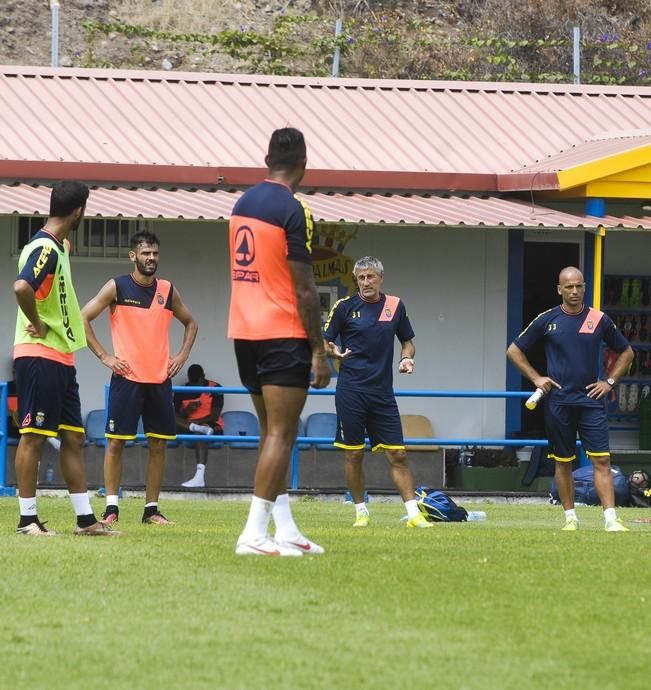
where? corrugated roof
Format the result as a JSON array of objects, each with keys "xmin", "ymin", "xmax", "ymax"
[
  {"xmin": 2, "ymin": 66, "xmax": 651, "ymax": 190},
  {"xmin": 511, "ymin": 136, "xmax": 651, "ymax": 173},
  {"xmin": 2, "ymin": 183, "xmax": 650, "ymax": 229}
]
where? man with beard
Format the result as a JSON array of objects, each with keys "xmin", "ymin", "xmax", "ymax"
[
  {"xmin": 13, "ymin": 181, "xmax": 118, "ymax": 535},
  {"xmin": 82, "ymin": 229, "xmax": 198, "ymax": 527}
]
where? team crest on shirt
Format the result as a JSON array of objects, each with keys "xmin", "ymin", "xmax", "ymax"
[
  {"xmin": 157, "ymin": 293, "xmax": 164, "ymax": 305},
  {"xmin": 586, "ymin": 320, "xmax": 594, "ymax": 330},
  {"xmin": 35, "ymin": 411, "xmax": 45, "ymax": 427},
  {"xmin": 385, "ymin": 308, "xmax": 393, "ymax": 318}
]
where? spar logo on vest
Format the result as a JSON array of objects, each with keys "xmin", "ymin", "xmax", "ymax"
[{"xmin": 233, "ymin": 225, "xmax": 260, "ymax": 283}]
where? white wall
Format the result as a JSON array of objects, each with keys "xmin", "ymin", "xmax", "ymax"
[
  {"xmin": 342, "ymin": 225, "xmax": 509, "ymax": 439},
  {"xmin": 1, "ymin": 218, "xmax": 510, "ymax": 440}
]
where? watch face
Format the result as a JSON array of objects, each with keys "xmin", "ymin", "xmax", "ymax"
[{"xmin": 607, "ymin": 378, "xmax": 615, "ymax": 386}]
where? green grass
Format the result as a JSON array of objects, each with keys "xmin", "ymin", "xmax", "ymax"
[{"xmin": 0, "ymin": 497, "xmax": 650, "ymax": 690}]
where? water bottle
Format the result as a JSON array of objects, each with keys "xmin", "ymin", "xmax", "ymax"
[
  {"xmin": 45, "ymin": 460, "xmax": 55, "ymax": 484},
  {"xmin": 525, "ymin": 388, "xmax": 544, "ymax": 410},
  {"xmin": 467, "ymin": 511, "xmax": 487, "ymax": 522}
]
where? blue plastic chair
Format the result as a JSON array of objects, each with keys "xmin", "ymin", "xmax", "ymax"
[
  {"xmin": 305, "ymin": 412, "xmax": 338, "ymax": 450},
  {"xmin": 222, "ymin": 410, "xmax": 260, "ymax": 449},
  {"xmin": 134, "ymin": 418, "xmax": 145, "ymax": 447},
  {"xmin": 85, "ymin": 409, "xmax": 107, "ymax": 447},
  {"xmin": 296, "ymin": 417, "xmax": 310, "ymax": 450}
]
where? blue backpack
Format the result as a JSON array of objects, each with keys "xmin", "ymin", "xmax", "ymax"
[{"xmin": 415, "ymin": 486, "xmax": 468, "ymax": 522}]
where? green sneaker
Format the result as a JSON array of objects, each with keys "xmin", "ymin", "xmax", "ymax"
[
  {"xmin": 353, "ymin": 512, "xmax": 369, "ymax": 528},
  {"xmin": 605, "ymin": 518, "xmax": 629, "ymax": 532},
  {"xmin": 407, "ymin": 513, "xmax": 434, "ymax": 529},
  {"xmin": 561, "ymin": 517, "xmax": 579, "ymax": 531}
]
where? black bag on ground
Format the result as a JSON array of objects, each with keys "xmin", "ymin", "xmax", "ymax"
[
  {"xmin": 628, "ymin": 469, "xmax": 651, "ymax": 508},
  {"xmin": 550, "ymin": 465, "xmax": 630, "ymax": 506}
]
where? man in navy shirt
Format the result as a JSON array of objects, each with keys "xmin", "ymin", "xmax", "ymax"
[
  {"xmin": 324, "ymin": 256, "xmax": 432, "ymax": 528},
  {"xmin": 507, "ymin": 266, "xmax": 633, "ymax": 531}
]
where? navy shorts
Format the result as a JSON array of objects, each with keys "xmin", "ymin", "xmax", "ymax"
[
  {"xmin": 106, "ymin": 375, "xmax": 176, "ymax": 440},
  {"xmin": 234, "ymin": 338, "xmax": 312, "ymax": 395},
  {"xmin": 14, "ymin": 357, "xmax": 83, "ymax": 437},
  {"xmin": 334, "ymin": 387, "xmax": 404, "ymax": 452},
  {"xmin": 544, "ymin": 400, "xmax": 609, "ymax": 462}
]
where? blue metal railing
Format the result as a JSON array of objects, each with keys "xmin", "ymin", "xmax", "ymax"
[
  {"xmin": 0, "ymin": 383, "xmax": 567, "ymax": 494},
  {"xmin": 116, "ymin": 385, "xmax": 550, "ymax": 490},
  {"xmin": 0, "ymin": 382, "xmax": 13, "ymax": 496}
]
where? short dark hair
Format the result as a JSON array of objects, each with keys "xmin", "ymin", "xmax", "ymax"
[
  {"xmin": 130, "ymin": 228, "xmax": 160, "ymax": 251},
  {"xmin": 49, "ymin": 181, "xmax": 89, "ymax": 217},
  {"xmin": 266, "ymin": 128, "xmax": 306, "ymax": 171},
  {"xmin": 187, "ymin": 364, "xmax": 205, "ymax": 383}
]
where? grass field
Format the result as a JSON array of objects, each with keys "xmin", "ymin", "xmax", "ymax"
[{"xmin": 0, "ymin": 496, "xmax": 650, "ymax": 690}]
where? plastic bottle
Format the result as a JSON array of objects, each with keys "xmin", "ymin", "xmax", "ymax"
[
  {"xmin": 467, "ymin": 511, "xmax": 487, "ymax": 522},
  {"xmin": 525, "ymin": 388, "xmax": 544, "ymax": 410},
  {"xmin": 45, "ymin": 460, "xmax": 55, "ymax": 484}
]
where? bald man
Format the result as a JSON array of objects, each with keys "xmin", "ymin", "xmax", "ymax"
[{"xmin": 507, "ymin": 266, "xmax": 633, "ymax": 532}]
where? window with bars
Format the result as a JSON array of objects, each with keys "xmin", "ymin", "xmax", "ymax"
[{"xmin": 15, "ymin": 216, "xmax": 136, "ymax": 258}]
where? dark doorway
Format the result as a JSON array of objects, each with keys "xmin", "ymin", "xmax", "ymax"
[{"xmin": 520, "ymin": 241, "xmax": 581, "ymax": 435}]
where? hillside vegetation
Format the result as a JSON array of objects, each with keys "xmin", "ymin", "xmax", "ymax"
[{"xmin": 1, "ymin": 1, "xmax": 650, "ymax": 84}]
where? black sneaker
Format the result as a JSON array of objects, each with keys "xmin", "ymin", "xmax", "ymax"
[
  {"xmin": 142, "ymin": 511, "xmax": 175, "ymax": 525},
  {"xmin": 101, "ymin": 507, "xmax": 119, "ymax": 525}
]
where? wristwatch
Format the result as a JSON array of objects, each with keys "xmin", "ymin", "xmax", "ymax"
[{"xmin": 606, "ymin": 377, "xmax": 616, "ymax": 387}]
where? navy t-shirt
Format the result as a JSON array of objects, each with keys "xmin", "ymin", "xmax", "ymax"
[
  {"xmin": 514, "ymin": 304, "xmax": 629, "ymax": 406},
  {"xmin": 324, "ymin": 292, "xmax": 415, "ymax": 393}
]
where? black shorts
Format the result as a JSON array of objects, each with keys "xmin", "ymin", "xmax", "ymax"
[
  {"xmin": 334, "ymin": 387, "xmax": 404, "ymax": 452},
  {"xmin": 544, "ymin": 400, "xmax": 610, "ymax": 462},
  {"xmin": 106, "ymin": 375, "xmax": 176, "ymax": 440},
  {"xmin": 234, "ymin": 338, "xmax": 312, "ymax": 394},
  {"xmin": 14, "ymin": 357, "xmax": 83, "ymax": 436}
]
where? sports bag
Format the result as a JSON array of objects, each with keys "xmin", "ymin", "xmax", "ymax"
[
  {"xmin": 550, "ymin": 465, "xmax": 630, "ymax": 506},
  {"xmin": 415, "ymin": 486, "xmax": 468, "ymax": 522}
]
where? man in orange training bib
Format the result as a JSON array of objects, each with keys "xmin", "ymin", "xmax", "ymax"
[
  {"xmin": 82, "ymin": 229, "xmax": 198, "ymax": 527},
  {"xmin": 228, "ymin": 127, "xmax": 331, "ymax": 557}
]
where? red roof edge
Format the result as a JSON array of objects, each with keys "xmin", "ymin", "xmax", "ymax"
[
  {"xmin": 0, "ymin": 160, "xmax": 223, "ymax": 185},
  {"xmin": 497, "ymin": 172, "xmax": 560, "ymax": 192},
  {"xmin": 301, "ymin": 170, "xmax": 498, "ymax": 192},
  {"xmin": 0, "ymin": 160, "xmax": 498, "ymax": 193}
]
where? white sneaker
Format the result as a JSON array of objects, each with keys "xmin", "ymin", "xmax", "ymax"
[
  {"xmin": 181, "ymin": 473, "xmax": 205, "ymax": 488},
  {"xmin": 189, "ymin": 423, "xmax": 214, "ymax": 435},
  {"xmin": 235, "ymin": 535, "xmax": 303, "ymax": 557},
  {"xmin": 275, "ymin": 534, "xmax": 325, "ymax": 555},
  {"xmin": 16, "ymin": 521, "xmax": 57, "ymax": 536},
  {"xmin": 605, "ymin": 518, "xmax": 629, "ymax": 532},
  {"xmin": 47, "ymin": 437, "xmax": 61, "ymax": 451}
]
